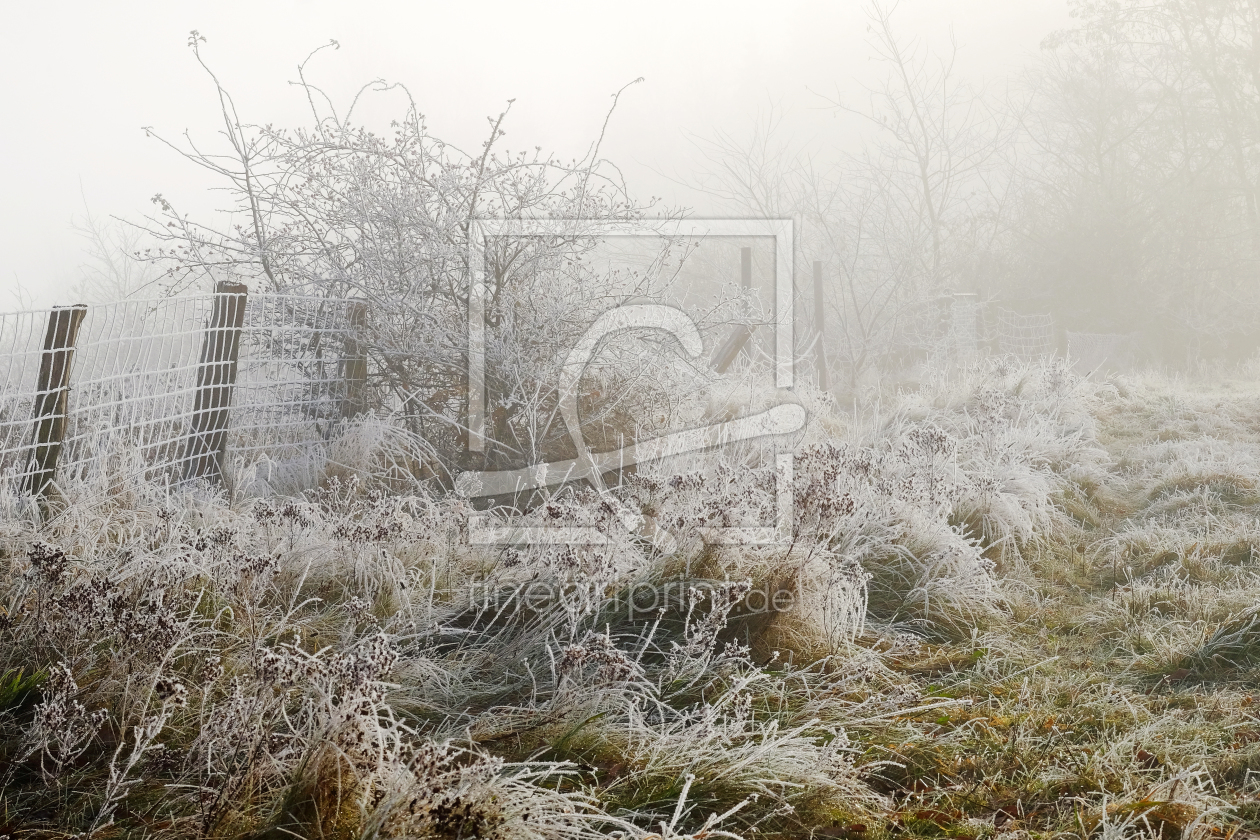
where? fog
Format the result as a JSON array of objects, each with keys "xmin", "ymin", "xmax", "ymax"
[
  {"xmin": 15, "ymin": 7, "xmax": 1260, "ymax": 838},
  {"xmin": 1, "ymin": 0, "xmax": 1065, "ymax": 306},
  {"xmin": 10, "ymin": 0, "xmax": 1256, "ymax": 374}
]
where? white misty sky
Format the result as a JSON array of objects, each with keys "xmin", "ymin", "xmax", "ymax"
[{"xmin": 0, "ymin": 0, "xmax": 1068, "ymax": 308}]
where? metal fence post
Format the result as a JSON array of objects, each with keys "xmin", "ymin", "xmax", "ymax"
[
  {"xmin": 25, "ymin": 304, "xmax": 88, "ymax": 499},
  {"xmin": 182, "ymin": 281, "xmax": 247, "ymax": 485},
  {"xmin": 341, "ymin": 300, "xmax": 369, "ymax": 419}
]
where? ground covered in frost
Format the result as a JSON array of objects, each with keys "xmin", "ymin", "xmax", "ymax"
[{"xmin": 4, "ymin": 359, "xmax": 1260, "ymax": 839}]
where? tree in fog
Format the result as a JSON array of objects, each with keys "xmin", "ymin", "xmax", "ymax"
[
  {"xmin": 143, "ymin": 35, "xmax": 686, "ymax": 481},
  {"xmin": 692, "ymin": 1, "xmax": 1010, "ymax": 389},
  {"xmin": 1013, "ymin": 0, "xmax": 1260, "ymax": 360},
  {"xmin": 68, "ymin": 210, "xmax": 159, "ymax": 304}
]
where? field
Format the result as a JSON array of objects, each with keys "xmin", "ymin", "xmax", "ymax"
[{"xmin": 4, "ymin": 357, "xmax": 1260, "ymax": 839}]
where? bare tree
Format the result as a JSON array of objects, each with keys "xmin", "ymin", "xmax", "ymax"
[
  {"xmin": 689, "ymin": 1, "xmax": 1010, "ymax": 389},
  {"xmin": 1014, "ymin": 0, "xmax": 1260, "ymax": 359},
  {"xmin": 141, "ymin": 33, "xmax": 681, "ymax": 482},
  {"xmin": 825, "ymin": 1, "xmax": 1011, "ymax": 292},
  {"xmin": 68, "ymin": 208, "xmax": 160, "ymax": 304}
]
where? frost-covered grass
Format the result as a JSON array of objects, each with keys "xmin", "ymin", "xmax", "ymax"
[{"xmin": 7, "ymin": 357, "xmax": 1260, "ymax": 838}]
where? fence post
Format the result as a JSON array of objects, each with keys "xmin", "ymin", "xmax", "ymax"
[
  {"xmin": 341, "ymin": 299, "xmax": 369, "ymax": 419},
  {"xmin": 813, "ymin": 260, "xmax": 830, "ymax": 391},
  {"xmin": 712, "ymin": 323, "xmax": 756, "ymax": 374},
  {"xmin": 25, "ymin": 304, "xmax": 88, "ymax": 500},
  {"xmin": 711, "ymin": 248, "xmax": 760, "ymax": 374},
  {"xmin": 726, "ymin": 246, "xmax": 754, "ymax": 368},
  {"xmin": 182, "ymin": 281, "xmax": 247, "ymax": 485}
]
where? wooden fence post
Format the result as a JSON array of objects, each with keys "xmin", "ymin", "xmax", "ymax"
[
  {"xmin": 813, "ymin": 260, "xmax": 830, "ymax": 391},
  {"xmin": 712, "ymin": 324, "xmax": 756, "ymax": 374},
  {"xmin": 341, "ymin": 299, "xmax": 369, "ymax": 419},
  {"xmin": 720, "ymin": 246, "xmax": 755, "ymax": 370},
  {"xmin": 25, "ymin": 304, "xmax": 88, "ymax": 499},
  {"xmin": 182, "ymin": 281, "xmax": 247, "ymax": 485},
  {"xmin": 709, "ymin": 247, "xmax": 760, "ymax": 374}
]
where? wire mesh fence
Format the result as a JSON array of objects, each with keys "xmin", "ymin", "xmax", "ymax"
[
  {"xmin": 897, "ymin": 295, "xmax": 976, "ymax": 361},
  {"xmin": 0, "ymin": 288, "xmax": 364, "ymax": 495},
  {"xmin": 996, "ymin": 308, "xmax": 1056, "ymax": 359},
  {"xmin": 1067, "ymin": 331, "xmax": 1136, "ymax": 375},
  {"xmin": 0, "ymin": 281, "xmax": 1081, "ymax": 499},
  {"xmin": 897, "ymin": 295, "xmax": 1020, "ymax": 362}
]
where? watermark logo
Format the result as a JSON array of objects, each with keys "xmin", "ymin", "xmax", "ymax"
[
  {"xmin": 457, "ymin": 219, "xmax": 802, "ymax": 545},
  {"xmin": 468, "ymin": 577, "xmax": 797, "ymax": 620}
]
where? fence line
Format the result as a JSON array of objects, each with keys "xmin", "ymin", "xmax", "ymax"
[
  {"xmin": 996, "ymin": 308, "xmax": 1056, "ymax": 359},
  {"xmin": 0, "ymin": 287, "xmax": 365, "ymax": 497},
  {"xmin": 0, "ymin": 283, "xmax": 1085, "ymax": 499},
  {"xmin": 898, "ymin": 295, "xmax": 1018, "ymax": 361},
  {"xmin": 1067, "ymin": 331, "xmax": 1137, "ymax": 375}
]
